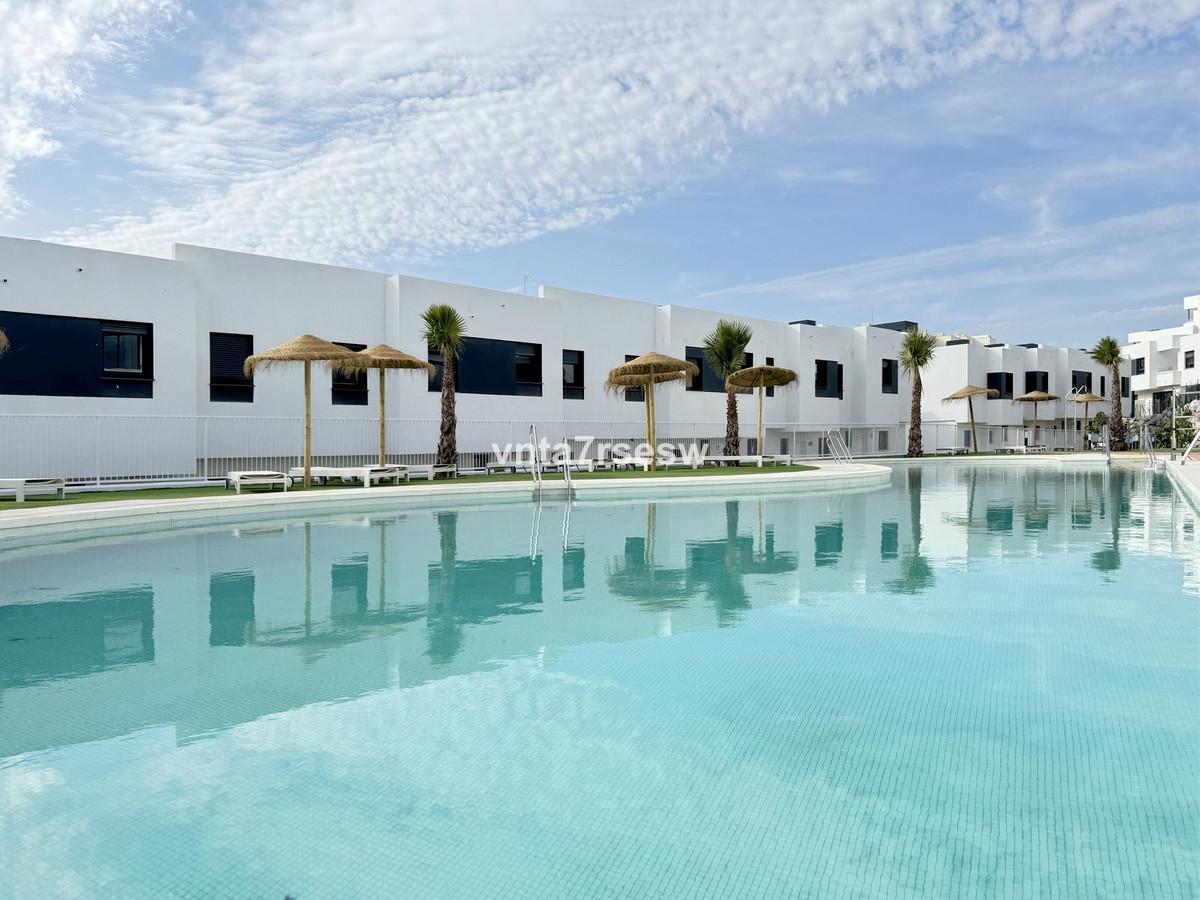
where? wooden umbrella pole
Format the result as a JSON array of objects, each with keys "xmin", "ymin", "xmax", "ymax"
[
  {"xmin": 304, "ymin": 360, "xmax": 312, "ymax": 487},
  {"xmin": 757, "ymin": 379, "xmax": 764, "ymax": 465},
  {"xmin": 1033, "ymin": 401, "xmax": 1039, "ymax": 446},
  {"xmin": 648, "ymin": 382, "xmax": 657, "ymax": 472},
  {"xmin": 968, "ymin": 395, "xmax": 978, "ymax": 454},
  {"xmin": 378, "ymin": 368, "xmax": 387, "ymax": 467}
]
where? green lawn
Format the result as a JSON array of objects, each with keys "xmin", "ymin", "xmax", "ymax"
[{"xmin": 0, "ymin": 464, "xmax": 817, "ymax": 510}]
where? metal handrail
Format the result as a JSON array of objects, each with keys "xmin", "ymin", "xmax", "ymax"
[
  {"xmin": 823, "ymin": 428, "xmax": 853, "ymax": 463},
  {"xmin": 1141, "ymin": 424, "xmax": 1158, "ymax": 469},
  {"xmin": 561, "ymin": 435, "xmax": 574, "ymax": 494},
  {"xmin": 1101, "ymin": 423, "xmax": 1111, "ymax": 465},
  {"xmin": 528, "ymin": 425, "xmax": 542, "ymax": 487},
  {"xmin": 1181, "ymin": 429, "xmax": 1200, "ymax": 466}
]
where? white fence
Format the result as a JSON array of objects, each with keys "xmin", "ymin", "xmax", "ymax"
[{"xmin": 0, "ymin": 414, "xmax": 1090, "ymax": 484}]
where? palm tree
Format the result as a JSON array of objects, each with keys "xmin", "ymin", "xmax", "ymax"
[
  {"xmin": 702, "ymin": 320, "xmax": 753, "ymax": 458},
  {"xmin": 900, "ymin": 326, "xmax": 937, "ymax": 457},
  {"xmin": 1090, "ymin": 336, "xmax": 1127, "ymax": 450},
  {"xmin": 421, "ymin": 304, "xmax": 467, "ymax": 469}
]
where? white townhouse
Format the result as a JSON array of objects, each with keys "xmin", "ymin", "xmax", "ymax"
[
  {"xmin": 0, "ymin": 234, "xmax": 1138, "ymax": 479},
  {"xmin": 919, "ymin": 333, "xmax": 1126, "ymax": 452},
  {"xmin": 1124, "ymin": 294, "xmax": 1200, "ymax": 418}
]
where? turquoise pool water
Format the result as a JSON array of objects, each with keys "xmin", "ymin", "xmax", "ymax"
[{"xmin": 0, "ymin": 465, "xmax": 1196, "ymax": 898}]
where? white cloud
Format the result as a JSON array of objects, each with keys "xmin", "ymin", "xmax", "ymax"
[
  {"xmin": 0, "ymin": 0, "xmax": 178, "ymax": 215},
  {"xmin": 49, "ymin": 0, "xmax": 1200, "ymax": 264},
  {"xmin": 700, "ymin": 204, "xmax": 1200, "ymax": 343}
]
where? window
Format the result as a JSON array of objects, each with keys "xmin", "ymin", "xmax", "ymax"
[
  {"xmin": 623, "ymin": 354, "xmax": 644, "ymax": 402},
  {"xmin": 1071, "ymin": 370, "xmax": 1092, "ymax": 393},
  {"xmin": 881, "ymin": 358, "xmax": 898, "ymax": 394},
  {"xmin": 1132, "ymin": 357, "xmax": 1146, "ymax": 375},
  {"xmin": 331, "ymin": 341, "xmax": 367, "ymax": 405},
  {"xmin": 209, "ymin": 332, "xmax": 254, "ymax": 403},
  {"xmin": 1100, "ymin": 375, "xmax": 1106, "ymax": 397},
  {"xmin": 429, "ymin": 337, "xmax": 543, "ymax": 397},
  {"xmin": 987, "ymin": 372, "xmax": 1013, "ymax": 399},
  {"xmin": 0, "ymin": 310, "xmax": 153, "ymax": 399},
  {"xmin": 766, "ymin": 356, "xmax": 775, "ymax": 397},
  {"xmin": 815, "ymin": 359, "xmax": 843, "ymax": 399},
  {"xmin": 562, "ymin": 349, "xmax": 584, "ymax": 400},
  {"xmin": 1024, "ymin": 370, "xmax": 1049, "ymax": 394},
  {"xmin": 1186, "ymin": 351, "xmax": 1195, "ymax": 370},
  {"xmin": 878, "ymin": 429, "xmax": 889, "ymax": 451},
  {"xmin": 1121, "ymin": 376, "xmax": 1130, "ymax": 398},
  {"xmin": 101, "ymin": 322, "xmax": 150, "ymax": 377},
  {"xmin": 685, "ymin": 346, "xmax": 752, "ymax": 392}
]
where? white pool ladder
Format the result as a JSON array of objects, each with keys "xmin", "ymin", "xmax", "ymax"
[
  {"xmin": 1141, "ymin": 424, "xmax": 1161, "ymax": 470},
  {"xmin": 823, "ymin": 428, "xmax": 853, "ymax": 464},
  {"xmin": 528, "ymin": 424, "xmax": 542, "ymax": 488}
]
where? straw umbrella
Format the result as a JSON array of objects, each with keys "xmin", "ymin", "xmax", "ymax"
[
  {"xmin": 942, "ymin": 385, "xmax": 999, "ymax": 454},
  {"xmin": 605, "ymin": 353, "xmax": 697, "ymax": 471},
  {"xmin": 244, "ymin": 335, "xmax": 360, "ymax": 487},
  {"xmin": 726, "ymin": 364, "xmax": 797, "ymax": 463},
  {"xmin": 339, "ymin": 344, "xmax": 434, "ymax": 466},
  {"xmin": 1013, "ymin": 390, "xmax": 1059, "ymax": 447},
  {"xmin": 1071, "ymin": 392, "xmax": 1104, "ymax": 448}
]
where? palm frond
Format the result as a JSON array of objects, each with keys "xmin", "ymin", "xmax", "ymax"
[{"xmin": 421, "ymin": 304, "xmax": 466, "ymax": 359}]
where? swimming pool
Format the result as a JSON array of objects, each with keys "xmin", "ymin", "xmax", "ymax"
[{"xmin": 1, "ymin": 464, "xmax": 1196, "ymax": 898}]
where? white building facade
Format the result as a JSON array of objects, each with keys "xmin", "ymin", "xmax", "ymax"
[
  {"xmin": 0, "ymin": 236, "xmax": 1133, "ymax": 481},
  {"xmin": 1124, "ymin": 294, "xmax": 1200, "ymax": 417}
]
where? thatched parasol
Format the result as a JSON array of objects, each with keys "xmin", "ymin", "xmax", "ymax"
[
  {"xmin": 339, "ymin": 345, "xmax": 434, "ymax": 466},
  {"xmin": 942, "ymin": 385, "xmax": 999, "ymax": 454},
  {"xmin": 244, "ymin": 334, "xmax": 361, "ymax": 486},
  {"xmin": 605, "ymin": 353, "xmax": 697, "ymax": 471},
  {"xmin": 1070, "ymin": 392, "xmax": 1104, "ymax": 445},
  {"xmin": 1014, "ymin": 390, "xmax": 1059, "ymax": 447},
  {"xmin": 726, "ymin": 365, "xmax": 797, "ymax": 463}
]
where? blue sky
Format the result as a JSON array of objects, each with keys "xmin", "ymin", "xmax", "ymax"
[{"xmin": 2, "ymin": 0, "xmax": 1198, "ymax": 345}]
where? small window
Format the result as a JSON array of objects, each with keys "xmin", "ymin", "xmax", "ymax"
[
  {"xmin": 766, "ymin": 356, "xmax": 775, "ymax": 397},
  {"xmin": 1024, "ymin": 370, "xmax": 1049, "ymax": 394},
  {"xmin": 332, "ymin": 341, "xmax": 368, "ymax": 405},
  {"xmin": 623, "ymin": 354, "xmax": 644, "ymax": 402},
  {"xmin": 815, "ymin": 359, "xmax": 842, "ymax": 398},
  {"xmin": 987, "ymin": 372, "xmax": 1013, "ymax": 399},
  {"xmin": 514, "ymin": 342, "xmax": 542, "ymax": 396},
  {"xmin": 210, "ymin": 332, "xmax": 254, "ymax": 403},
  {"xmin": 881, "ymin": 358, "xmax": 898, "ymax": 394},
  {"xmin": 101, "ymin": 322, "xmax": 150, "ymax": 377},
  {"xmin": 563, "ymin": 349, "xmax": 584, "ymax": 400},
  {"xmin": 685, "ymin": 347, "xmax": 705, "ymax": 391},
  {"xmin": 1100, "ymin": 375, "xmax": 1106, "ymax": 396},
  {"xmin": 878, "ymin": 429, "xmax": 889, "ymax": 451},
  {"xmin": 1186, "ymin": 351, "xmax": 1195, "ymax": 370},
  {"xmin": 1071, "ymin": 370, "xmax": 1092, "ymax": 393},
  {"xmin": 1132, "ymin": 357, "xmax": 1146, "ymax": 376},
  {"xmin": 1121, "ymin": 376, "xmax": 1130, "ymax": 398}
]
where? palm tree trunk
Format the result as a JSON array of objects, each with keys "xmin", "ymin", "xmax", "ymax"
[
  {"xmin": 436, "ymin": 355, "xmax": 457, "ymax": 468},
  {"xmin": 724, "ymin": 387, "xmax": 739, "ymax": 459},
  {"xmin": 1109, "ymin": 361, "xmax": 1126, "ymax": 450},
  {"xmin": 907, "ymin": 372, "xmax": 923, "ymax": 457}
]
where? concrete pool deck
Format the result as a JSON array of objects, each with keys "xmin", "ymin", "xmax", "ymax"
[{"xmin": 0, "ymin": 462, "xmax": 892, "ymax": 545}]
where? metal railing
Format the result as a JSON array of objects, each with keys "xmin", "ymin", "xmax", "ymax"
[
  {"xmin": 1181, "ymin": 429, "xmax": 1200, "ymax": 466},
  {"xmin": 528, "ymin": 424, "xmax": 542, "ymax": 488},
  {"xmin": 823, "ymin": 429, "xmax": 853, "ymax": 464},
  {"xmin": 560, "ymin": 434, "xmax": 573, "ymax": 494},
  {"xmin": 1141, "ymin": 424, "xmax": 1159, "ymax": 469}
]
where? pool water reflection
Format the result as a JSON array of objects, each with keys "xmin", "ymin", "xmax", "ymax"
[{"xmin": 0, "ymin": 465, "xmax": 1196, "ymax": 898}]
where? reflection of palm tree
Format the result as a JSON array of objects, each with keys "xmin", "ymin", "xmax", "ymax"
[
  {"xmin": 688, "ymin": 500, "xmax": 797, "ymax": 626},
  {"xmin": 888, "ymin": 467, "xmax": 935, "ymax": 594},
  {"xmin": 427, "ymin": 512, "xmax": 462, "ymax": 663},
  {"xmin": 1091, "ymin": 469, "xmax": 1124, "ymax": 573}
]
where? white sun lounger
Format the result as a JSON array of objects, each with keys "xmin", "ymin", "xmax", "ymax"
[
  {"xmin": 226, "ymin": 471, "xmax": 290, "ymax": 494},
  {"xmin": 0, "ymin": 477, "xmax": 66, "ymax": 502},
  {"xmin": 287, "ymin": 465, "xmax": 409, "ymax": 487},
  {"xmin": 406, "ymin": 464, "xmax": 458, "ymax": 480}
]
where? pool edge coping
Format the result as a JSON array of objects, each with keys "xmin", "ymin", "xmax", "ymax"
[{"xmin": 0, "ymin": 463, "xmax": 891, "ymax": 543}]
